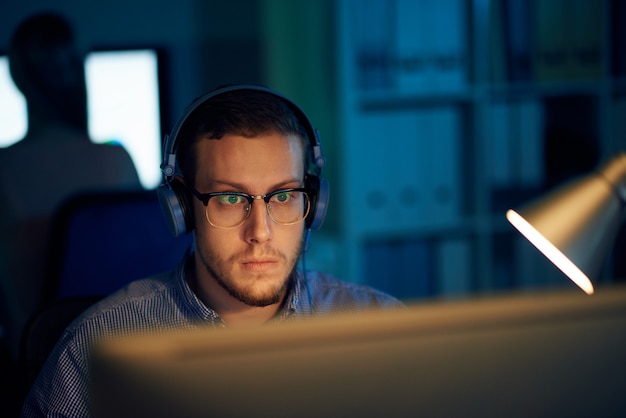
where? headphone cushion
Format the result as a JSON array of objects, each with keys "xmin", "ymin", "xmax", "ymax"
[
  {"xmin": 157, "ymin": 180, "xmax": 193, "ymax": 236},
  {"xmin": 305, "ymin": 175, "xmax": 329, "ymax": 231}
]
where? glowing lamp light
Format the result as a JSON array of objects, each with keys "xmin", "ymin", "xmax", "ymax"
[{"xmin": 506, "ymin": 153, "xmax": 626, "ymax": 295}]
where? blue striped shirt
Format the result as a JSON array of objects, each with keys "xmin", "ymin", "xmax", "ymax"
[{"xmin": 21, "ymin": 253, "xmax": 402, "ymax": 417}]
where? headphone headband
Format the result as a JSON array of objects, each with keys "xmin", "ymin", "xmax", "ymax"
[{"xmin": 161, "ymin": 84, "xmax": 326, "ymax": 179}]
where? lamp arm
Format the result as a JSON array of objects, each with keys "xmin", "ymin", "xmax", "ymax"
[{"xmin": 598, "ymin": 153, "xmax": 626, "ymax": 206}]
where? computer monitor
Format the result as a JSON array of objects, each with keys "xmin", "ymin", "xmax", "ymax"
[
  {"xmin": 0, "ymin": 48, "xmax": 163, "ymax": 189},
  {"xmin": 90, "ymin": 284, "xmax": 626, "ymax": 417}
]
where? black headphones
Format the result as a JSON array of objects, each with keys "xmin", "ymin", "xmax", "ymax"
[{"xmin": 157, "ymin": 84, "xmax": 329, "ymax": 237}]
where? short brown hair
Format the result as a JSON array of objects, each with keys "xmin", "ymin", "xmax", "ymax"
[{"xmin": 176, "ymin": 88, "xmax": 310, "ymax": 184}]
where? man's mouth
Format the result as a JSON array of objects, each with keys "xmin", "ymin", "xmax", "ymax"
[{"xmin": 241, "ymin": 258, "xmax": 279, "ymax": 272}]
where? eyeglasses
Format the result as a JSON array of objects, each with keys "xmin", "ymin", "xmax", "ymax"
[{"xmin": 188, "ymin": 185, "xmax": 312, "ymax": 229}]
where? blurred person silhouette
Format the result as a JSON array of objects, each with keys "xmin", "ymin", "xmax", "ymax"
[{"xmin": 0, "ymin": 11, "xmax": 141, "ymax": 361}]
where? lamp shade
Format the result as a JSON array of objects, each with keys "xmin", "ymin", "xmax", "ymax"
[{"xmin": 506, "ymin": 153, "xmax": 626, "ymax": 295}]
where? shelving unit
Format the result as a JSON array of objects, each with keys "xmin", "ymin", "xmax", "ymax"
[{"xmin": 330, "ymin": 0, "xmax": 625, "ymax": 301}]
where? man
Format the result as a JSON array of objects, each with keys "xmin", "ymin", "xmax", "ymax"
[
  {"xmin": 0, "ymin": 12, "xmax": 140, "ymax": 365},
  {"xmin": 21, "ymin": 85, "xmax": 402, "ymax": 417}
]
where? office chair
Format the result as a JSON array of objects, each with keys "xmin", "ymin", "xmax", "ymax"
[
  {"xmin": 18, "ymin": 189, "xmax": 193, "ymax": 397},
  {"xmin": 43, "ymin": 189, "xmax": 193, "ymax": 301},
  {"xmin": 18, "ymin": 295, "xmax": 102, "ymax": 394}
]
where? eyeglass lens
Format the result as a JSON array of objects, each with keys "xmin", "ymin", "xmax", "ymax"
[{"xmin": 205, "ymin": 190, "xmax": 310, "ymax": 228}]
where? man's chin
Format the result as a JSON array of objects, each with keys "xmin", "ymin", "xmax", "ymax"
[
  {"xmin": 235, "ymin": 288, "xmax": 283, "ymax": 307},
  {"xmin": 231, "ymin": 273, "xmax": 291, "ymax": 307}
]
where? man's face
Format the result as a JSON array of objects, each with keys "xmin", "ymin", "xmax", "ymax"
[{"xmin": 192, "ymin": 132, "xmax": 306, "ymax": 308}]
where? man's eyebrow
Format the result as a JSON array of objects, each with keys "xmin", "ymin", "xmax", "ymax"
[{"xmin": 207, "ymin": 179, "xmax": 303, "ymax": 193}]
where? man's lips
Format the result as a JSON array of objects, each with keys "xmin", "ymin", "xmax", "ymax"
[{"xmin": 241, "ymin": 259, "xmax": 279, "ymax": 271}]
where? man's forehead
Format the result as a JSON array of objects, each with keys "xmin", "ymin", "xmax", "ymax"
[{"xmin": 193, "ymin": 133, "xmax": 306, "ymax": 187}]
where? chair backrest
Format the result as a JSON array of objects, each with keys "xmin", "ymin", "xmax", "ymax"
[
  {"xmin": 44, "ymin": 189, "xmax": 193, "ymax": 301},
  {"xmin": 18, "ymin": 296, "xmax": 103, "ymax": 395}
]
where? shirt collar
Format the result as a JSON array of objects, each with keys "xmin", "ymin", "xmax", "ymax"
[
  {"xmin": 279, "ymin": 269, "xmax": 315, "ymax": 320},
  {"xmin": 177, "ymin": 251, "xmax": 224, "ymax": 325}
]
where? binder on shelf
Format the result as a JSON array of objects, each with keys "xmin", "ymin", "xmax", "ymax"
[
  {"xmin": 363, "ymin": 239, "xmax": 395, "ymax": 296},
  {"xmin": 514, "ymin": 99, "xmax": 544, "ymax": 189},
  {"xmin": 389, "ymin": 111, "xmax": 426, "ymax": 231},
  {"xmin": 427, "ymin": 0, "xmax": 468, "ymax": 92},
  {"xmin": 491, "ymin": 232, "xmax": 516, "ymax": 290},
  {"xmin": 364, "ymin": 238, "xmax": 435, "ymax": 301},
  {"xmin": 400, "ymin": 238, "xmax": 435, "ymax": 299},
  {"xmin": 347, "ymin": 106, "xmax": 462, "ymax": 236},
  {"xmin": 423, "ymin": 107, "xmax": 462, "ymax": 223},
  {"xmin": 485, "ymin": 101, "xmax": 514, "ymax": 189},
  {"xmin": 392, "ymin": 0, "xmax": 468, "ymax": 95},
  {"xmin": 488, "ymin": 0, "xmax": 508, "ymax": 84},
  {"xmin": 348, "ymin": 111, "xmax": 424, "ymax": 235},
  {"xmin": 437, "ymin": 237, "xmax": 472, "ymax": 297},
  {"xmin": 571, "ymin": 0, "xmax": 604, "ymax": 80},
  {"xmin": 531, "ymin": 0, "xmax": 605, "ymax": 82},
  {"xmin": 394, "ymin": 0, "xmax": 428, "ymax": 94},
  {"xmin": 502, "ymin": 0, "xmax": 533, "ymax": 82},
  {"xmin": 532, "ymin": 0, "xmax": 573, "ymax": 81},
  {"xmin": 350, "ymin": 0, "xmax": 394, "ymax": 91},
  {"xmin": 347, "ymin": 112, "xmax": 391, "ymax": 235},
  {"xmin": 485, "ymin": 99, "xmax": 545, "ymax": 210}
]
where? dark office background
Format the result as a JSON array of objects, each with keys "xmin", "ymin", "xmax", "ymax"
[{"xmin": 1, "ymin": 0, "xmax": 625, "ymax": 301}]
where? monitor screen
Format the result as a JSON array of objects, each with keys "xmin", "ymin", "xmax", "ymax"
[
  {"xmin": 0, "ymin": 56, "xmax": 27, "ymax": 145},
  {"xmin": 0, "ymin": 49, "xmax": 162, "ymax": 189},
  {"xmin": 90, "ymin": 285, "xmax": 626, "ymax": 417}
]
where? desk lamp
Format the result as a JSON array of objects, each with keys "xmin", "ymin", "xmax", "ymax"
[{"xmin": 506, "ymin": 153, "xmax": 626, "ymax": 295}]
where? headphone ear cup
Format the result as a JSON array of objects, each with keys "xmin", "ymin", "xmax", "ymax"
[
  {"xmin": 305, "ymin": 175, "xmax": 329, "ymax": 231},
  {"xmin": 157, "ymin": 179, "xmax": 194, "ymax": 236}
]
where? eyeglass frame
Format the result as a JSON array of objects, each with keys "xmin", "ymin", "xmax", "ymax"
[{"xmin": 186, "ymin": 183, "xmax": 313, "ymax": 229}]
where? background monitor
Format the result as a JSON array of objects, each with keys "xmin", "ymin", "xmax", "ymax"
[
  {"xmin": 0, "ymin": 48, "xmax": 163, "ymax": 189},
  {"xmin": 90, "ymin": 284, "xmax": 626, "ymax": 417},
  {"xmin": 0, "ymin": 56, "xmax": 27, "ymax": 145}
]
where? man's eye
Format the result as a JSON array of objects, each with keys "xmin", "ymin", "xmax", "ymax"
[
  {"xmin": 272, "ymin": 192, "xmax": 292, "ymax": 203},
  {"xmin": 218, "ymin": 195, "xmax": 245, "ymax": 205}
]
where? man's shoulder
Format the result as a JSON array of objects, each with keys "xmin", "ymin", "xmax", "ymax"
[
  {"xmin": 302, "ymin": 271, "xmax": 404, "ymax": 310},
  {"xmin": 66, "ymin": 271, "xmax": 179, "ymax": 334}
]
